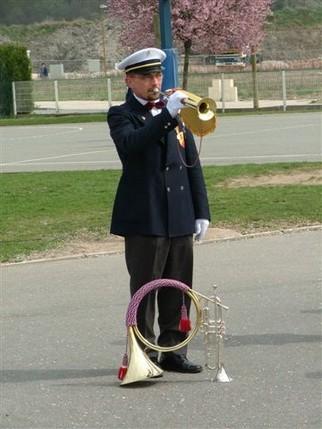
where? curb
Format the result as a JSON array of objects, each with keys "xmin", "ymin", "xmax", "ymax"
[
  {"xmin": 1, "ymin": 225, "xmax": 321, "ymax": 267},
  {"xmin": 195, "ymin": 224, "xmax": 322, "ymax": 246}
]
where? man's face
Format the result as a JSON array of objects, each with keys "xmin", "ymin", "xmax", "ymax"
[{"xmin": 125, "ymin": 72, "xmax": 163, "ymax": 100}]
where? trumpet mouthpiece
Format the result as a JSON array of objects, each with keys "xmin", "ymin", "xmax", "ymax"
[{"xmin": 153, "ymin": 88, "xmax": 160, "ymax": 95}]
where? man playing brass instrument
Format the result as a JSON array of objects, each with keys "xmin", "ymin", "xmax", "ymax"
[{"xmin": 107, "ymin": 48, "xmax": 210, "ymax": 374}]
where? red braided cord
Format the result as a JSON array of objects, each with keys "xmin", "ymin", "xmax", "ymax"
[{"xmin": 126, "ymin": 279, "xmax": 190, "ymax": 327}]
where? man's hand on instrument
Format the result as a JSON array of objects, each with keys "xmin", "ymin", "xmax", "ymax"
[
  {"xmin": 166, "ymin": 90, "xmax": 188, "ymax": 118},
  {"xmin": 194, "ymin": 219, "xmax": 209, "ymax": 241}
]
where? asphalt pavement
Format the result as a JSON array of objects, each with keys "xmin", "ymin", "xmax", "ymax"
[
  {"xmin": 1, "ymin": 229, "xmax": 321, "ymax": 429},
  {"xmin": 1, "ymin": 112, "xmax": 321, "ymax": 172}
]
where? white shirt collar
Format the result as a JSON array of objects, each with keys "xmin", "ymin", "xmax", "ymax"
[{"xmin": 133, "ymin": 93, "xmax": 161, "ymax": 116}]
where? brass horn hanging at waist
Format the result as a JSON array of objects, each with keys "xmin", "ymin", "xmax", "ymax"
[
  {"xmin": 154, "ymin": 89, "xmax": 217, "ymax": 137},
  {"xmin": 117, "ymin": 278, "xmax": 231, "ymax": 385}
]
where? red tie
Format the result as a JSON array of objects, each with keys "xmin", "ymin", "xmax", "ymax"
[{"xmin": 145, "ymin": 100, "xmax": 166, "ymax": 110}]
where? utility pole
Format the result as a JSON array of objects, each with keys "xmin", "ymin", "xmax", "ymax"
[
  {"xmin": 99, "ymin": 4, "xmax": 108, "ymax": 76},
  {"xmin": 159, "ymin": 0, "xmax": 178, "ymax": 90}
]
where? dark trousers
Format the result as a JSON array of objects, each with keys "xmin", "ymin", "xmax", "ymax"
[{"xmin": 124, "ymin": 235, "xmax": 193, "ymax": 357}]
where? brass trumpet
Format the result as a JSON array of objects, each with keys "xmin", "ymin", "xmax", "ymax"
[
  {"xmin": 118, "ymin": 278, "xmax": 231, "ymax": 385},
  {"xmin": 153, "ymin": 88, "xmax": 217, "ymax": 137}
]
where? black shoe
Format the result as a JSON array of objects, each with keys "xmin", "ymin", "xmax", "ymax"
[
  {"xmin": 159, "ymin": 355, "xmax": 203, "ymax": 373},
  {"xmin": 149, "ymin": 356, "xmax": 159, "ymax": 364}
]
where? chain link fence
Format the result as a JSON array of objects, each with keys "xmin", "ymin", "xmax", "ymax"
[{"xmin": 13, "ymin": 68, "xmax": 322, "ymax": 115}]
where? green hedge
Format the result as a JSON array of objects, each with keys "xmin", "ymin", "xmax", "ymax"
[{"xmin": 0, "ymin": 43, "xmax": 32, "ymax": 116}]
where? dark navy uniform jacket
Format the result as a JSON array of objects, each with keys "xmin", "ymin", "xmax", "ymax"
[{"xmin": 107, "ymin": 92, "xmax": 210, "ymax": 237}]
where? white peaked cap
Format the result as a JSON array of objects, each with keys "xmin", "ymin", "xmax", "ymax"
[{"xmin": 115, "ymin": 48, "xmax": 166, "ymax": 74}]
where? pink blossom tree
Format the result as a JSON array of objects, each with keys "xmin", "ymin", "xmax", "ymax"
[{"xmin": 108, "ymin": 0, "xmax": 271, "ymax": 96}]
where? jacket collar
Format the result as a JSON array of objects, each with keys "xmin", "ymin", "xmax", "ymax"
[{"xmin": 126, "ymin": 90, "xmax": 149, "ymax": 115}]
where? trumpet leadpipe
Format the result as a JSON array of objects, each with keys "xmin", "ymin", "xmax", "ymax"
[{"xmin": 152, "ymin": 87, "xmax": 188, "ymax": 105}]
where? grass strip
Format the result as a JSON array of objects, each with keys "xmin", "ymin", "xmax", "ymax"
[
  {"xmin": 0, "ymin": 162, "xmax": 321, "ymax": 262},
  {"xmin": 0, "ymin": 113, "xmax": 108, "ymax": 126},
  {"xmin": 1, "ymin": 108, "xmax": 321, "ymax": 127}
]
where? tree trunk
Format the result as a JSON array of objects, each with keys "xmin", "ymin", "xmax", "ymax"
[
  {"xmin": 182, "ymin": 40, "xmax": 191, "ymax": 90},
  {"xmin": 152, "ymin": 13, "xmax": 161, "ymax": 47},
  {"xmin": 251, "ymin": 52, "xmax": 259, "ymax": 110}
]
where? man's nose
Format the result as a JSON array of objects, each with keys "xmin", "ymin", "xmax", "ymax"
[{"xmin": 151, "ymin": 75, "xmax": 160, "ymax": 85}]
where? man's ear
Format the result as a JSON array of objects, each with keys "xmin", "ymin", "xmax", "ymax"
[{"xmin": 125, "ymin": 74, "xmax": 132, "ymax": 88}]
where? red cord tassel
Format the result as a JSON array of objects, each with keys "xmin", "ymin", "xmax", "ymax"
[
  {"xmin": 179, "ymin": 304, "xmax": 191, "ymax": 332},
  {"xmin": 117, "ymin": 354, "xmax": 128, "ymax": 380}
]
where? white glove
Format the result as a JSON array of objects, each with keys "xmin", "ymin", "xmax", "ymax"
[
  {"xmin": 166, "ymin": 90, "xmax": 187, "ymax": 118},
  {"xmin": 195, "ymin": 219, "xmax": 209, "ymax": 241}
]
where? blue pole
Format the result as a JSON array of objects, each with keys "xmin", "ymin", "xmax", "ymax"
[{"xmin": 159, "ymin": 0, "xmax": 178, "ymax": 90}]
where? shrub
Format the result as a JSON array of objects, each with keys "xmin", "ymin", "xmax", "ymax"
[{"xmin": 0, "ymin": 43, "xmax": 32, "ymax": 116}]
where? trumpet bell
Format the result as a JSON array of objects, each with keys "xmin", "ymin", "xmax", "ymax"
[
  {"xmin": 214, "ymin": 365, "xmax": 232, "ymax": 383},
  {"xmin": 179, "ymin": 91, "xmax": 217, "ymax": 137},
  {"xmin": 121, "ymin": 327, "xmax": 163, "ymax": 386}
]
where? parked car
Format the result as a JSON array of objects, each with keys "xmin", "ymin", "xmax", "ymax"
[{"xmin": 205, "ymin": 51, "xmax": 247, "ymax": 66}]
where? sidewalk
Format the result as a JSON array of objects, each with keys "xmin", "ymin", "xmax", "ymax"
[
  {"xmin": 33, "ymin": 98, "xmax": 321, "ymax": 114},
  {"xmin": 3, "ymin": 225, "xmax": 321, "ymax": 266}
]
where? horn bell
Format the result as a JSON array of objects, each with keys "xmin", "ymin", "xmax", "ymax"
[
  {"xmin": 121, "ymin": 327, "xmax": 163, "ymax": 386},
  {"xmin": 179, "ymin": 91, "xmax": 217, "ymax": 137}
]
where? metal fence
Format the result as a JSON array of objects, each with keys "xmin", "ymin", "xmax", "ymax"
[{"xmin": 13, "ymin": 68, "xmax": 322, "ymax": 115}]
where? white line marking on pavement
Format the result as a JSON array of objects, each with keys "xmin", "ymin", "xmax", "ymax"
[
  {"xmin": 0, "ymin": 126, "xmax": 83, "ymax": 141},
  {"xmin": 201, "ymin": 153, "xmax": 322, "ymax": 161},
  {"xmin": 1, "ymin": 153, "xmax": 320, "ymax": 168},
  {"xmin": 209, "ymin": 123, "xmax": 318, "ymax": 139},
  {"xmin": 0, "ymin": 149, "xmax": 110, "ymax": 166},
  {"xmin": 1, "ymin": 160, "xmax": 120, "ymax": 166}
]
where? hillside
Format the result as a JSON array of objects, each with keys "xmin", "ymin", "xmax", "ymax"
[
  {"xmin": 0, "ymin": 19, "xmax": 123, "ymax": 72},
  {"xmin": 1, "ymin": 0, "xmax": 322, "ymax": 25},
  {"xmin": 0, "ymin": 5, "xmax": 321, "ymax": 73},
  {"xmin": 272, "ymin": 0, "xmax": 322, "ymax": 11}
]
